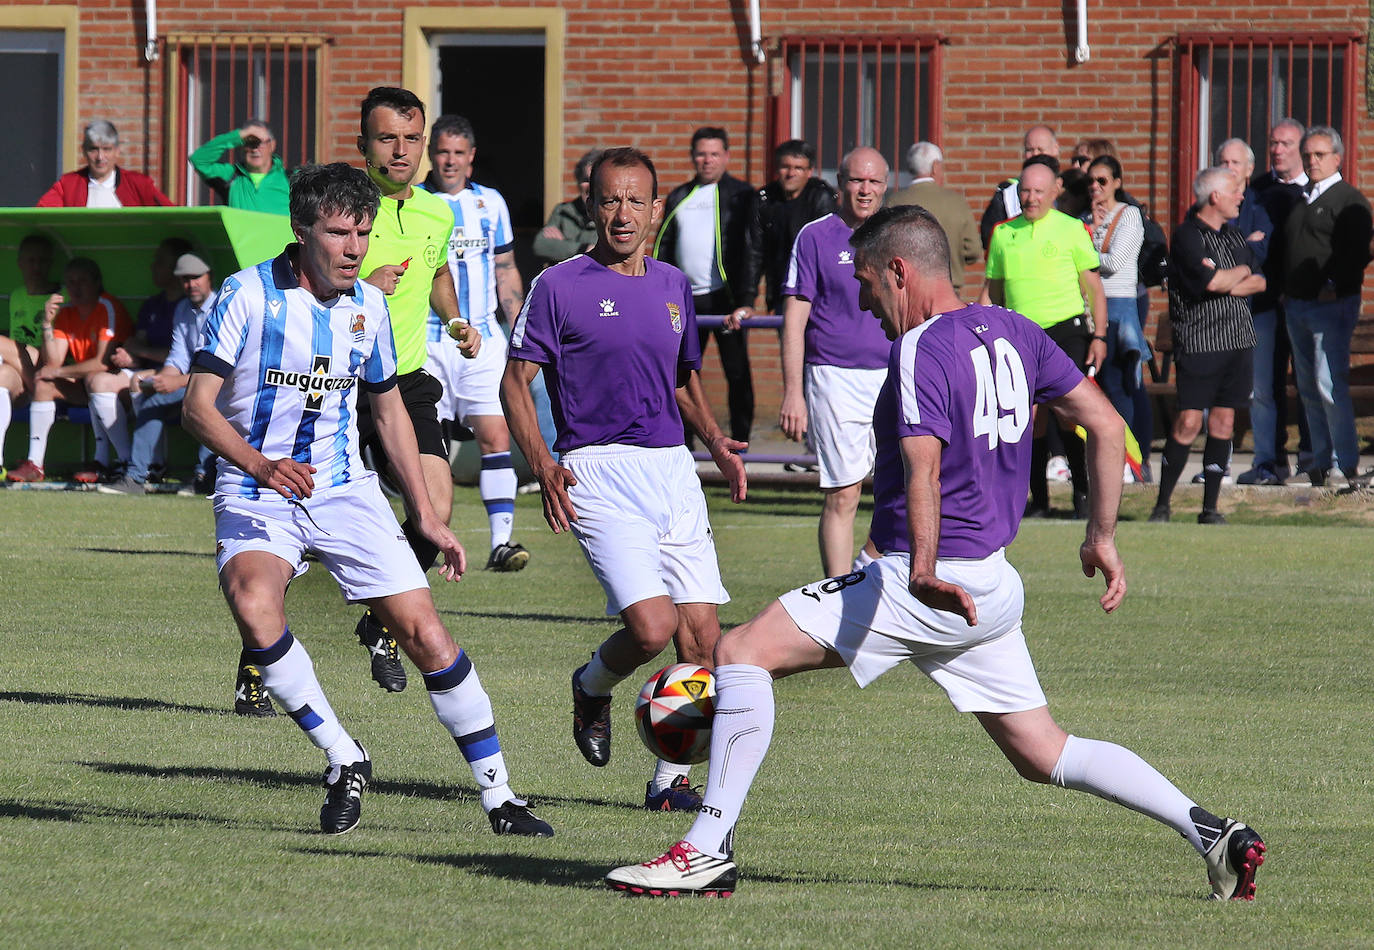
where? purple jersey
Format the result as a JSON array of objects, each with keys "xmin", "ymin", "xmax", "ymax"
[
  {"xmin": 869, "ymin": 304, "xmax": 1083, "ymax": 559},
  {"xmin": 509, "ymin": 254, "xmax": 701, "ymax": 452},
  {"xmin": 783, "ymin": 213, "xmax": 891, "ymax": 369}
]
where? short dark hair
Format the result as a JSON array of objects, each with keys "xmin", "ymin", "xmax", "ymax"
[
  {"xmin": 65, "ymin": 256, "xmax": 103, "ymax": 287},
  {"xmin": 774, "ymin": 139, "xmax": 815, "ymax": 166},
  {"xmin": 588, "ymin": 147, "xmax": 659, "ymax": 202},
  {"xmin": 574, "ymin": 148, "xmax": 604, "ymax": 184},
  {"xmin": 360, "ymin": 87, "xmax": 425, "ymax": 138},
  {"xmin": 18, "ymin": 233, "xmax": 54, "ymax": 256},
  {"xmin": 850, "ymin": 204, "xmax": 953, "ymax": 284},
  {"xmin": 158, "ymin": 237, "xmax": 194, "ymax": 260},
  {"xmin": 430, "ymin": 114, "xmax": 475, "ymax": 149},
  {"xmin": 1022, "ymin": 154, "xmax": 1060, "ymax": 176},
  {"xmin": 691, "ymin": 127, "xmax": 729, "ymax": 151},
  {"xmin": 289, "ymin": 163, "xmax": 381, "ymax": 229}
]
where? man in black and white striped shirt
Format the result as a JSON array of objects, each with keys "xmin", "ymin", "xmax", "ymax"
[{"xmin": 1150, "ymin": 167, "xmax": 1266, "ymax": 525}]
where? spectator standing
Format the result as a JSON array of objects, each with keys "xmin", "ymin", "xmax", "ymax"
[
  {"xmin": 654, "ymin": 127, "xmax": 755, "ymax": 443},
  {"xmin": 981, "ymin": 157, "xmax": 1107, "ymax": 517},
  {"xmin": 37, "ymin": 121, "xmax": 173, "ymax": 208},
  {"xmin": 1281, "ymin": 126, "xmax": 1373, "ymax": 486},
  {"xmin": 980, "ymin": 124, "xmax": 1058, "ymax": 250},
  {"xmin": 780, "ymin": 147, "xmax": 891, "ymax": 575},
  {"xmin": 1243, "ymin": 118, "xmax": 1311, "ymax": 483},
  {"xmin": 1149, "ymin": 167, "xmax": 1264, "ymax": 524},
  {"xmin": 533, "ymin": 149, "xmax": 602, "ymax": 266},
  {"xmin": 886, "ymin": 141, "xmax": 981, "ymax": 293},
  {"xmin": 188, "ymin": 119, "xmax": 290, "ymax": 215}
]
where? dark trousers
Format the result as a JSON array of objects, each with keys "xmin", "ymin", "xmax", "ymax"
[
  {"xmin": 1029, "ymin": 316, "xmax": 1091, "ymax": 507},
  {"xmin": 693, "ymin": 289, "xmax": 754, "ymax": 443}
]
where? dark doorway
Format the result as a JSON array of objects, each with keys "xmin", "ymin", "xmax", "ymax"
[
  {"xmin": 1, "ymin": 30, "xmax": 63, "ymax": 205},
  {"xmin": 437, "ymin": 37, "xmax": 545, "ymax": 282}
]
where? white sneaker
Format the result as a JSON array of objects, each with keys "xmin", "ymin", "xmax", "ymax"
[
  {"xmin": 1047, "ymin": 455, "xmax": 1071, "ymax": 482},
  {"xmin": 605, "ymin": 840, "xmax": 737, "ymax": 897},
  {"xmin": 1203, "ymin": 818, "xmax": 1266, "ymax": 900}
]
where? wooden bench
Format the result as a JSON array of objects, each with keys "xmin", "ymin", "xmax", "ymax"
[{"xmin": 1145, "ymin": 313, "xmax": 1374, "ymax": 442}]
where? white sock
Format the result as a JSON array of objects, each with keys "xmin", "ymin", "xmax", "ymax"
[
  {"xmin": 0, "ymin": 390, "xmax": 11, "ymax": 456},
  {"xmin": 479, "ymin": 452, "xmax": 517, "ymax": 549},
  {"xmin": 27, "ymin": 400, "xmax": 56, "ymax": 465},
  {"xmin": 578, "ymin": 645, "xmax": 630, "ymax": 697},
  {"xmin": 686, "ymin": 663, "xmax": 775, "ymax": 858},
  {"xmin": 422, "ymin": 651, "xmax": 515, "ymax": 812},
  {"xmin": 650, "ymin": 759, "xmax": 692, "ymax": 794},
  {"xmin": 248, "ymin": 630, "xmax": 361, "ymax": 767},
  {"xmin": 89, "ymin": 391, "xmax": 130, "ymax": 462},
  {"xmin": 1051, "ymin": 734, "xmax": 1206, "ymax": 853}
]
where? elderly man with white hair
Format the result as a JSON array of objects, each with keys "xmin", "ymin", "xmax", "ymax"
[
  {"xmin": 37, "ymin": 120, "xmax": 173, "ymax": 207},
  {"xmin": 1149, "ymin": 167, "xmax": 1265, "ymax": 525},
  {"xmin": 886, "ymin": 141, "xmax": 981, "ymax": 292}
]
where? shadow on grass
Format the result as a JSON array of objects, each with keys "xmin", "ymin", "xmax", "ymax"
[
  {"xmin": 297, "ymin": 845, "xmax": 1053, "ymax": 895},
  {"xmin": 437, "ymin": 608, "xmax": 611, "ymax": 627},
  {"xmin": 0, "ymin": 796, "xmax": 300, "ymax": 832},
  {"xmin": 0, "ymin": 691, "xmax": 225, "ymax": 716},
  {"xmin": 76, "ymin": 761, "xmax": 642, "ymax": 813},
  {"xmin": 80, "ymin": 547, "xmax": 214, "ymax": 558}
]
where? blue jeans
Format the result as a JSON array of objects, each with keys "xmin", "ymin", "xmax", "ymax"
[
  {"xmin": 1248, "ymin": 309, "xmax": 1282, "ymax": 469},
  {"xmin": 1099, "ymin": 296, "xmax": 1146, "ymax": 428},
  {"xmin": 1285, "ymin": 295, "xmax": 1361, "ymax": 473},
  {"xmin": 127, "ymin": 387, "xmax": 186, "ymax": 482}
]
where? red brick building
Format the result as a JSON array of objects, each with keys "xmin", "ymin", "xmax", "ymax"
[{"xmin": 4, "ymin": 1, "xmax": 1368, "ymax": 420}]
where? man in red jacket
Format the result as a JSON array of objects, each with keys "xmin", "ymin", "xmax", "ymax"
[{"xmin": 36, "ymin": 120, "xmax": 173, "ymax": 208}]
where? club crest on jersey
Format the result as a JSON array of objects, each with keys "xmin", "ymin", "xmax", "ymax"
[
  {"xmin": 424, "ymin": 243, "xmax": 442, "ymax": 268},
  {"xmin": 837, "ymin": 250, "xmax": 854, "ymax": 265},
  {"xmin": 350, "ymin": 312, "xmax": 366, "ymax": 343},
  {"xmin": 598, "ymin": 298, "xmax": 620, "ymax": 318},
  {"xmin": 264, "ymin": 355, "xmax": 356, "ymax": 413},
  {"xmin": 666, "ymin": 301, "xmax": 682, "ymax": 333}
]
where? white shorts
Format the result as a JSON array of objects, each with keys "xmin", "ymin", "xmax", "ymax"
[
  {"xmin": 424, "ymin": 321, "xmax": 508, "ymax": 422},
  {"xmin": 563, "ymin": 443, "xmax": 728, "ymax": 616},
  {"xmin": 213, "ymin": 473, "xmax": 429, "ymax": 603},
  {"xmin": 804, "ymin": 363, "xmax": 885, "ymax": 488},
  {"xmin": 778, "ymin": 549, "xmax": 1047, "ymax": 713}
]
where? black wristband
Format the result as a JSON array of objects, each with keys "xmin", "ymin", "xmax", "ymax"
[{"xmin": 1092, "ymin": 335, "xmax": 1107, "ymax": 342}]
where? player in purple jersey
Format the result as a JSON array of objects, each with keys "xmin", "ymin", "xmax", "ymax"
[
  {"xmin": 504, "ymin": 147, "xmax": 748, "ymax": 812},
  {"xmin": 607, "ymin": 205, "xmax": 1265, "ymax": 902},
  {"xmin": 184, "ymin": 164, "xmax": 553, "ymax": 839}
]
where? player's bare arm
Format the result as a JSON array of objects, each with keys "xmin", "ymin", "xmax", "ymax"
[
  {"xmin": 779, "ymin": 294, "xmax": 811, "ymax": 441},
  {"xmin": 369, "ymin": 384, "xmax": 466, "ymax": 581},
  {"xmin": 430, "ymin": 266, "xmax": 480, "ymax": 358},
  {"xmin": 902, "ymin": 433, "xmax": 977, "ymax": 626},
  {"xmin": 1048, "ymin": 378, "xmax": 1127, "ymax": 612},
  {"xmin": 183, "ymin": 369, "xmax": 317, "ymax": 500},
  {"xmin": 502, "ymin": 357, "xmax": 578, "ymax": 532},
  {"xmin": 979, "ymin": 277, "xmax": 1003, "ymax": 307},
  {"xmin": 1078, "ymin": 269, "xmax": 1108, "ymax": 373},
  {"xmin": 676, "ymin": 367, "xmax": 748, "ymax": 503},
  {"xmin": 493, "ymin": 250, "xmax": 525, "ymax": 324}
]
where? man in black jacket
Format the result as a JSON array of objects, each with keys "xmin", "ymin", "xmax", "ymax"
[
  {"xmin": 737, "ymin": 139, "xmax": 837, "ymax": 318},
  {"xmin": 1281, "ymin": 125, "xmax": 1373, "ymax": 486},
  {"xmin": 653, "ymin": 127, "xmax": 755, "ymax": 443}
]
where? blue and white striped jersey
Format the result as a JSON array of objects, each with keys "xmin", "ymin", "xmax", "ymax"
[
  {"xmin": 194, "ymin": 250, "xmax": 399, "ymax": 498},
  {"xmin": 424, "ymin": 181, "xmax": 514, "ymax": 342}
]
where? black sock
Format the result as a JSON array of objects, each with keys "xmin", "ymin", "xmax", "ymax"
[
  {"xmin": 1029, "ymin": 436, "xmax": 1050, "ymax": 508},
  {"xmin": 1201, "ymin": 436, "xmax": 1230, "ymax": 512},
  {"xmin": 1061, "ymin": 425, "xmax": 1090, "ymax": 498},
  {"xmin": 1155, "ymin": 438, "xmax": 1192, "ymax": 508}
]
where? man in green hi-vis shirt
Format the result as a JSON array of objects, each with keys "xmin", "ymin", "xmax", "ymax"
[{"xmin": 189, "ymin": 119, "xmax": 290, "ymax": 215}]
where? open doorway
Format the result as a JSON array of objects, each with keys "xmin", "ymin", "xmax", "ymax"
[{"xmin": 435, "ymin": 33, "xmax": 546, "ymax": 280}]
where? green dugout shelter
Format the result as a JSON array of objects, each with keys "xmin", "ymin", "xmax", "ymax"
[{"xmin": 0, "ymin": 207, "xmax": 294, "ymax": 311}]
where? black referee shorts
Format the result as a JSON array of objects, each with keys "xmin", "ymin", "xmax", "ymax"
[
  {"xmin": 357, "ymin": 368, "xmax": 448, "ymax": 463},
  {"xmin": 1174, "ymin": 347, "xmax": 1253, "ymax": 411}
]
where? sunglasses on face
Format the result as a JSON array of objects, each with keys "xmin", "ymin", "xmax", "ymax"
[{"xmin": 1090, "ymin": 176, "xmax": 1112, "ymax": 186}]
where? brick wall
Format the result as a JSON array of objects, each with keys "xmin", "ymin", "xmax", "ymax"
[{"xmin": 25, "ymin": 0, "xmax": 1371, "ymax": 428}]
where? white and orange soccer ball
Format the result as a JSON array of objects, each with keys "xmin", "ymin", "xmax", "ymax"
[{"xmin": 634, "ymin": 663, "xmax": 716, "ymax": 764}]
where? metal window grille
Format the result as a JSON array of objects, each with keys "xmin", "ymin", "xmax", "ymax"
[
  {"xmin": 1174, "ymin": 32, "xmax": 1359, "ymax": 222},
  {"xmin": 165, "ymin": 34, "xmax": 327, "ymax": 207},
  {"xmin": 772, "ymin": 35, "xmax": 943, "ymax": 182}
]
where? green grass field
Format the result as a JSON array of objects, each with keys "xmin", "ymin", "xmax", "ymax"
[{"xmin": 2, "ymin": 484, "xmax": 1371, "ymax": 948}]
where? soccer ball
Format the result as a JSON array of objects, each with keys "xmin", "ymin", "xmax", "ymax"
[{"xmin": 634, "ymin": 663, "xmax": 716, "ymax": 764}]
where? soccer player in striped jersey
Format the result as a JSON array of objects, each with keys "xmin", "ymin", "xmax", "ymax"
[
  {"xmin": 420, "ymin": 115, "xmax": 530, "ymax": 573},
  {"xmin": 608, "ymin": 205, "xmax": 1263, "ymax": 901},
  {"xmin": 184, "ymin": 163, "xmax": 552, "ymax": 839}
]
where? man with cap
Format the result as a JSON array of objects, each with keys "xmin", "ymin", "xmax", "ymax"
[{"xmin": 100, "ymin": 252, "xmax": 219, "ymax": 495}]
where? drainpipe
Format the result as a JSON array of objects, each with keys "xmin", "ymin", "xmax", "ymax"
[
  {"xmin": 1073, "ymin": 0, "xmax": 1090, "ymax": 63},
  {"xmin": 749, "ymin": 0, "xmax": 766, "ymax": 63},
  {"xmin": 144, "ymin": 0, "xmax": 159, "ymax": 62}
]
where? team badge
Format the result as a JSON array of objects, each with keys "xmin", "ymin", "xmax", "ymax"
[
  {"xmin": 350, "ymin": 312, "xmax": 366, "ymax": 343},
  {"xmin": 666, "ymin": 301, "xmax": 682, "ymax": 334},
  {"xmin": 599, "ymin": 298, "xmax": 620, "ymax": 317},
  {"xmin": 424, "ymin": 243, "xmax": 441, "ymax": 268},
  {"xmin": 837, "ymin": 250, "xmax": 853, "ymax": 264}
]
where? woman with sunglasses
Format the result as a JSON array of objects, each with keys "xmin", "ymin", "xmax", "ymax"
[{"xmin": 1084, "ymin": 156, "xmax": 1150, "ymax": 455}]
